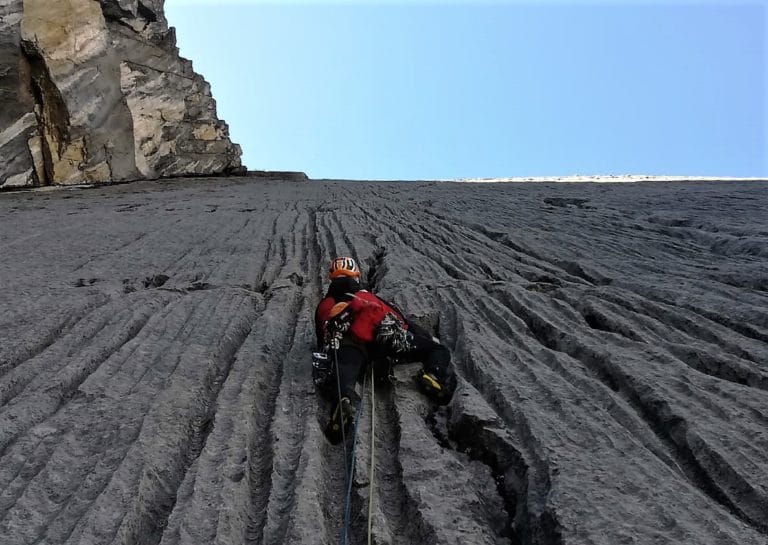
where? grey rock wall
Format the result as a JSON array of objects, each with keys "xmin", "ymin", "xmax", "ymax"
[
  {"xmin": 1, "ymin": 178, "xmax": 767, "ymax": 544},
  {"xmin": 0, "ymin": 0, "xmax": 242, "ymax": 188}
]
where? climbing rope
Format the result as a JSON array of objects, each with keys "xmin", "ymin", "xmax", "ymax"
[
  {"xmin": 340, "ymin": 396, "xmax": 363, "ymax": 545},
  {"xmin": 367, "ymin": 369, "xmax": 376, "ymax": 545},
  {"xmin": 333, "ymin": 354, "xmax": 378, "ymax": 545},
  {"xmin": 333, "ymin": 349, "xmax": 349, "ymax": 478},
  {"xmin": 335, "ymin": 348, "xmax": 365, "ymax": 545}
]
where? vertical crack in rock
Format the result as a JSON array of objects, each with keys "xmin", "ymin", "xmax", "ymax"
[
  {"xmin": 307, "ymin": 207, "xmax": 324, "ymax": 298},
  {"xmin": 406, "ymin": 302, "xmax": 526, "ymax": 545},
  {"xmin": 20, "ymin": 0, "xmax": 133, "ymax": 184},
  {"xmin": 439, "ymin": 296, "xmax": 567, "ymax": 545},
  {"xmin": 441, "ymin": 407, "xmax": 523, "ymax": 545},
  {"xmin": 19, "ymin": 43, "xmax": 66, "ymax": 186},
  {"xmin": 366, "ymin": 246, "xmax": 387, "ymax": 292}
]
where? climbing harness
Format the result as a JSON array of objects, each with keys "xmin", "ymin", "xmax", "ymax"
[
  {"xmin": 312, "ymin": 352, "xmax": 332, "ymax": 392},
  {"xmin": 375, "ymin": 313, "xmax": 412, "ymax": 353}
]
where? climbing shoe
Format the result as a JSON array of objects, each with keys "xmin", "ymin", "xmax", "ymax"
[
  {"xmin": 417, "ymin": 370, "xmax": 456, "ymax": 405},
  {"xmin": 324, "ymin": 393, "xmax": 359, "ymax": 445}
]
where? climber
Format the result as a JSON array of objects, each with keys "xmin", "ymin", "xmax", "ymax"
[{"xmin": 313, "ymin": 256, "xmax": 457, "ymax": 444}]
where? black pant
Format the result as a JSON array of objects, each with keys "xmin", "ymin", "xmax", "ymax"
[{"xmin": 324, "ymin": 322, "xmax": 453, "ymax": 403}]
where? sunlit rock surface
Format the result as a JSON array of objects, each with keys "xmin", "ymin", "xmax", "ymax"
[
  {"xmin": 1, "ymin": 177, "xmax": 766, "ymax": 544},
  {"xmin": 0, "ymin": 0, "xmax": 241, "ymax": 188}
]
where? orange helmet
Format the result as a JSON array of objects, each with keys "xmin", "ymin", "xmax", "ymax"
[{"xmin": 329, "ymin": 257, "xmax": 361, "ymax": 280}]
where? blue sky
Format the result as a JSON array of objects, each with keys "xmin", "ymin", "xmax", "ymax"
[{"xmin": 165, "ymin": 0, "xmax": 766, "ymax": 180}]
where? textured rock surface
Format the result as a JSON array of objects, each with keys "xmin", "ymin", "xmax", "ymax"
[
  {"xmin": 0, "ymin": 0, "xmax": 241, "ymax": 188},
  {"xmin": 0, "ymin": 0, "xmax": 36, "ymax": 187},
  {"xmin": 1, "ymin": 178, "xmax": 767, "ymax": 544}
]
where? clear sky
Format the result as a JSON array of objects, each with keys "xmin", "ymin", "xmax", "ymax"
[{"xmin": 165, "ymin": 0, "xmax": 766, "ymax": 180}]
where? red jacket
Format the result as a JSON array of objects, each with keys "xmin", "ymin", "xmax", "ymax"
[{"xmin": 317, "ymin": 290, "xmax": 407, "ymax": 344}]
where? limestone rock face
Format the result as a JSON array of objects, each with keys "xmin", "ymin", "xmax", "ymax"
[
  {"xmin": 0, "ymin": 0, "xmax": 242, "ymax": 188},
  {"xmin": 0, "ymin": 0, "xmax": 36, "ymax": 187}
]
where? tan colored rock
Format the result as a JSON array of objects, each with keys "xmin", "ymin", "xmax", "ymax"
[
  {"xmin": 22, "ymin": 0, "xmax": 107, "ymax": 63},
  {"xmin": 193, "ymin": 123, "xmax": 223, "ymax": 141},
  {"xmin": 1, "ymin": 0, "xmax": 242, "ymax": 187},
  {"xmin": 27, "ymin": 134, "xmax": 44, "ymax": 182},
  {"xmin": 82, "ymin": 160, "xmax": 112, "ymax": 182},
  {"xmin": 45, "ymin": 136, "xmax": 88, "ymax": 184}
]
